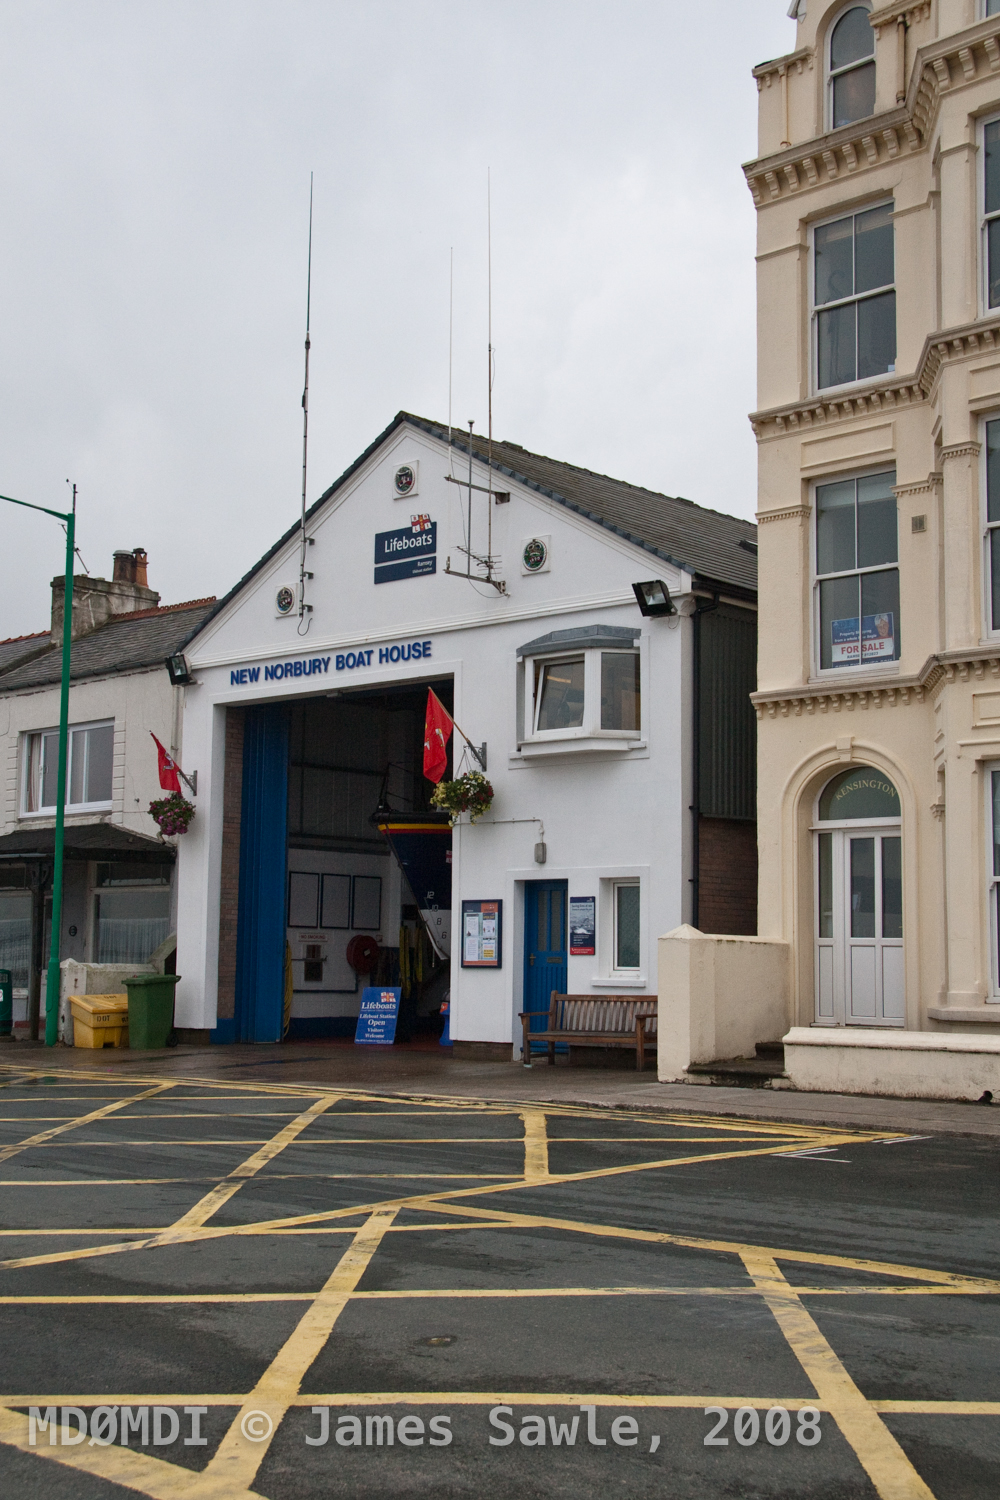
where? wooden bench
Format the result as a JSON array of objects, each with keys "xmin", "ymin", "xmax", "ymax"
[{"xmin": 519, "ymin": 992, "xmax": 658, "ymax": 1070}]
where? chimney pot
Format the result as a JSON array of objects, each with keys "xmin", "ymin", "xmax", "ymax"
[
  {"xmin": 132, "ymin": 548, "xmax": 148, "ymax": 588},
  {"xmin": 113, "ymin": 550, "xmax": 136, "ymax": 584}
]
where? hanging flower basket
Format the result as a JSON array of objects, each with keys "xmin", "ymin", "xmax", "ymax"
[
  {"xmin": 430, "ymin": 770, "xmax": 494, "ymax": 826},
  {"xmin": 149, "ymin": 792, "xmax": 196, "ymax": 837}
]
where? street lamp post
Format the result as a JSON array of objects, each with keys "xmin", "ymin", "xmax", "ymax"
[{"xmin": 1, "ymin": 486, "xmax": 75, "ymax": 1046}]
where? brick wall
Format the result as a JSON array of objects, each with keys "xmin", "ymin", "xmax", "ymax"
[
  {"xmin": 216, "ymin": 707, "xmax": 245, "ymax": 1021},
  {"xmin": 698, "ymin": 816, "xmax": 757, "ymax": 936}
]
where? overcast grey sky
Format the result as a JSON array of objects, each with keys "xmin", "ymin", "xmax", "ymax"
[{"xmin": 0, "ymin": 1, "xmax": 792, "ymax": 636}]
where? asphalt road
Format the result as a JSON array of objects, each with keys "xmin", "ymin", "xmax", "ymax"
[{"xmin": 0, "ymin": 1057, "xmax": 997, "ymax": 1499}]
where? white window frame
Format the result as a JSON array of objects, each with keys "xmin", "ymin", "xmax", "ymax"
[
  {"xmin": 811, "ymin": 464, "xmax": 900, "ymax": 680},
  {"xmin": 983, "ymin": 1, "xmax": 1000, "ymax": 21},
  {"xmin": 810, "ymin": 199, "xmax": 896, "ymax": 397},
  {"xmin": 979, "ymin": 111, "xmax": 1000, "ymax": 318},
  {"xmin": 826, "ymin": 2, "xmax": 875, "ymax": 134},
  {"xmin": 592, "ymin": 870, "xmax": 649, "ymax": 987},
  {"xmin": 611, "ymin": 878, "xmax": 641, "ymax": 976},
  {"xmin": 21, "ymin": 718, "xmax": 115, "ymax": 817},
  {"xmin": 979, "ymin": 411, "xmax": 1000, "ymax": 639},
  {"xmin": 521, "ymin": 647, "xmax": 642, "ymax": 746},
  {"xmin": 987, "ymin": 762, "xmax": 1000, "ymax": 1002}
]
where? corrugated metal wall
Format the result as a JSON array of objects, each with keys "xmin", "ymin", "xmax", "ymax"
[{"xmin": 698, "ymin": 605, "xmax": 757, "ymax": 822}]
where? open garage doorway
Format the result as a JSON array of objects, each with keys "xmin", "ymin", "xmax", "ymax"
[{"xmin": 223, "ymin": 679, "xmax": 453, "ymax": 1043}]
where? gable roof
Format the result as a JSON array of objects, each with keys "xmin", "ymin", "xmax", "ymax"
[
  {"xmin": 0, "ymin": 600, "xmax": 217, "ymax": 693},
  {"xmin": 180, "ymin": 411, "xmax": 756, "ymax": 653}
]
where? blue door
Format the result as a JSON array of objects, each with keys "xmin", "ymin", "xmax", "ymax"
[
  {"xmin": 523, "ymin": 880, "xmax": 568, "ymax": 1057},
  {"xmin": 230, "ymin": 705, "xmax": 289, "ymax": 1043}
]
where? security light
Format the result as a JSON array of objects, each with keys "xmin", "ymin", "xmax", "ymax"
[
  {"xmin": 632, "ymin": 580, "xmax": 675, "ymax": 617},
  {"xmin": 165, "ymin": 654, "xmax": 193, "ymax": 686}
]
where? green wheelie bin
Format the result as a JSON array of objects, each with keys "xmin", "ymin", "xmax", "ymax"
[{"xmin": 125, "ymin": 973, "xmax": 181, "ymax": 1049}]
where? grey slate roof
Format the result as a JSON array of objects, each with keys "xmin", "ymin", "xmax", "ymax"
[
  {"xmin": 180, "ymin": 411, "xmax": 756, "ymax": 653},
  {"xmin": 411, "ymin": 417, "xmax": 758, "ymax": 596},
  {"xmin": 0, "ymin": 632, "xmax": 49, "ymax": 676},
  {"xmin": 0, "ymin": 601, "xmax": 216, "ymax": 693}
]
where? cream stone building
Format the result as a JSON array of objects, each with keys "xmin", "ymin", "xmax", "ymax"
[{"xmin": 740, "ymin": 0, "xmax": 1000, "ymax": 1090}]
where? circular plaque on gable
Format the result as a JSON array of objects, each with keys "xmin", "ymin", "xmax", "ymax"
[{"xmin": 522, "ymin": 538, "xmax": 548, "ymax": 572}]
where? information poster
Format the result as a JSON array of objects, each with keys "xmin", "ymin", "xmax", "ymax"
[
  {"xmin": 831, "ymin": 613, "xmax": 894, "ymax": 665},
  {"xmin": 569, "ymin": 896, "xmax": 596, "ymax": 956},
  {"xmin": 461, "ymin": 900, "xmax": 502, "ymax": 968},
  {"xmin": 354, "ymin": 986, "xmax": 401, "ymax": 1045}
]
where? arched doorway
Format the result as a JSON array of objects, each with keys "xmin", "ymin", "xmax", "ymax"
[{"xmin": 814, "ymin": 766, "xmax": 903, "ymax": 1026}]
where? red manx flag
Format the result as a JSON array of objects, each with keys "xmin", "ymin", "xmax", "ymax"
[
  {"xmin": 423, "ymin": 690, "xmax": 453, "ymax": 785},
  {"xmin": 150, "ymin": 733, "xmax": 182, "ymax": 793}
]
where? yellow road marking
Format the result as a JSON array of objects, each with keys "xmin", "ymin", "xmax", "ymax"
[
  {"xmin": 742, "ymin": 1251, "xmax": 935, "ymax": 1500},
  {"xmin": 0, "ymin": 1082, "xmax": 176, "ymax": 1164},
  {"xmin": 201, "ymin": 1208, "xmax": 397, "ymax": 1493},
  {"xmin": 4, "ymin": 1391, "xmax": 1000, "ymax": 1413},
  {"xmin": 161, "ymin": 1094, "xmax": 342, "ymax": 1238},
  {"xmin": 410, "ymin": 1200, "xmax": 1000, "ymax": 1292},
  {"xmin": 521, "ymin": 1109, "xmax": 549, "ymax": 1180},
  {"xmin": 0, "ymin": 1404, "xmax": 264, "ymax": 1499},
  {"xmin": 0, "ymin": 1135, "xmax": 876, "ymax": 1272}
]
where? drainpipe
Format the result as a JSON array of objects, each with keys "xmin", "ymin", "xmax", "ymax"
[{"xmin": 690, "ymin": 594, "xmax": 719, "ymax": 931}]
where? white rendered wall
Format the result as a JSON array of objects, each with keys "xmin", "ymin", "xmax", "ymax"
[{"xmin": 176, "ymin": 422, "xmax": 695, "ymax": 1040}]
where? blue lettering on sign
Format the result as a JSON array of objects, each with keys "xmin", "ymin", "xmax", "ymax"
[{"xmin": 241, "ymin": 643, "xmax": 429, "ymax": 685}]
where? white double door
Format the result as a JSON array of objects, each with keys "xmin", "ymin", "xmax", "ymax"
[{"xmin": 815, "ymin": 824, "xmax": 904, "ymax": 1026}]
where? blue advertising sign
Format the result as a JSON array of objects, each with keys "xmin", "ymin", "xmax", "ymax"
[
  {"xmin": 830, "ymin": 612, "xmax": 895, "ymax": 666},
  {"xmin": 374, "ymin": 519, "xmax": 436, "ymax": 585},
  {"xmin": 355, "ymin": 986, "xmax": 401, "ymax": 1045}
]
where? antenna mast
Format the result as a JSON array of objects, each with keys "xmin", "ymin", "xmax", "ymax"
[{"xmin": 298, "ymin": 172, "xmax": 314, "ymax": 630}]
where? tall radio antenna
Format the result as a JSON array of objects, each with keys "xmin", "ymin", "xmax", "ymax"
[
  {"xmin": 298, "ymin": 172, "xmax": 314, "ymax": 632},
  {"xmin": 447, "ymin": 246, "xmax": 453, "ymax": 450},
  {"xmin": 487, "ymin": 168, "xmax": 493, "ymax": 566}
]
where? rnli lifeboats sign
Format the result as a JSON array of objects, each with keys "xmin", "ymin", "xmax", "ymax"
[{"xmin": 374, "ymin": 517, "xmax": 436, "ymax": 584}]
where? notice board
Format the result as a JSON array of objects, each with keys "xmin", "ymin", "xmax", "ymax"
[
  {"xmin": 354, "ymin": 986, "xmax": 401, "ymax": 1045},
  {"xmin": 461, "ymin": 900, "xmax": 502, "ymax": 968}
]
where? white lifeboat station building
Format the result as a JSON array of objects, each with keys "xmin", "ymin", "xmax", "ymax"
[{"xmin": 172, "ymin": 414, "xmax": 757, "ymax": 1054}]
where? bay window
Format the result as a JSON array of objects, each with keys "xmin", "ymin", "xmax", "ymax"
[{"xmin": 518, "ymin": 625, "xmax": 642, "ymax": 749}]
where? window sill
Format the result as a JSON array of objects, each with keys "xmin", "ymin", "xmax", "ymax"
[
  {"xmin": 19, "ymin": 806, "xmax": 113, "ymax": 821},
  {"xmin": 589, "ymin": 975, "xmax": 648, "ymax": 988},
  {"xmin": 513, "ymin": 737, "xmax": 646, "ymax": 762},
  {"xmin": 813, "ymin": 370, "xmax": 898, "ymax": 401},
  {"xmin": 808, "ymin": 665, "xmax": 899, "ymax": 686}
]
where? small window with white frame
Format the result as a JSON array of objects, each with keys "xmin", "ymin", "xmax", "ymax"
[
  {"xmin": 827, "ymin": 4, "xmax": 875, "ymax": 129},
  {"xmin": 612, "ymin": 879, "xmax": 641, "ymax": 973},
  {"xmin": 814, "ymin": 468, "xmax": 899, "ymax": 671},
  {"xmin": 813, "ymin": 202, "xmax": 895, "ymax": 392},
  {"xmin": 981, "ymin": 115, "xmax": 1000, "ymax": 311},
  {"xmin": 985, "ymin": 1, "xmax": 1000, "ymax": 18},
  {"xmin": 22, "ymin": 720, "xmax": 114, "ymax": 815},
  {"xmin": 987, "ymin": 764, "xmax": 1000, "ymax": 1001}
]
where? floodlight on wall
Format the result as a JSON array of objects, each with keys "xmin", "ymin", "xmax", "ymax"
[
  {"xmin": 165, "ymin": 653, "xmax": 193, "ymax": 686},
  {"xmin": 632, "ymin": 580, "xmax": 675, "ymax": 617}
]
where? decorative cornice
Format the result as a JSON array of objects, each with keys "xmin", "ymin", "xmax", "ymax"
[
  {"xmin": 893, "ymin": 471, "xmax": 942, "ymax": 498},
  {"xmin": 753, "ymin": 646, "xmax": 1000, "ymax": 720},
  {"xmin": 940, "ymin": 441, "xmax": 983, "ymax": 461},
  {"xmin": 749, "ymin": 313, "xmax": 1000, "ymax": 441},
  {"xmin": 868, "ymin": 2, "xmax": 931, "ymax": 35},
  {"xmin": 756, "ymin": 505, "xmax": 812, "ymax": 524},
  {"xmin": 752, "ymin": 46, "xmax": 814, "ymax": 87},
  {"xmin": 743, "ymin": 16, "xmax": 1000, "ymax": 207}
]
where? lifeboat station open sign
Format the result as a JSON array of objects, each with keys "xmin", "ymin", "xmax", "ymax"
[{"xmin": 354, "ymin": 987, "xmax": 402, "ymax": 1045}]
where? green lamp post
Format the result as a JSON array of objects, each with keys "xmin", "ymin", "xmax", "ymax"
[{"xmin": 1, "ymin": 485, "xmax": 76, "ymax": 1045}]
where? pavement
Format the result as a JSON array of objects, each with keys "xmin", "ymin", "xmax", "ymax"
[{"xmin": 0, "ymin": 1042, "xmax": 997, "ymax": 1498}]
